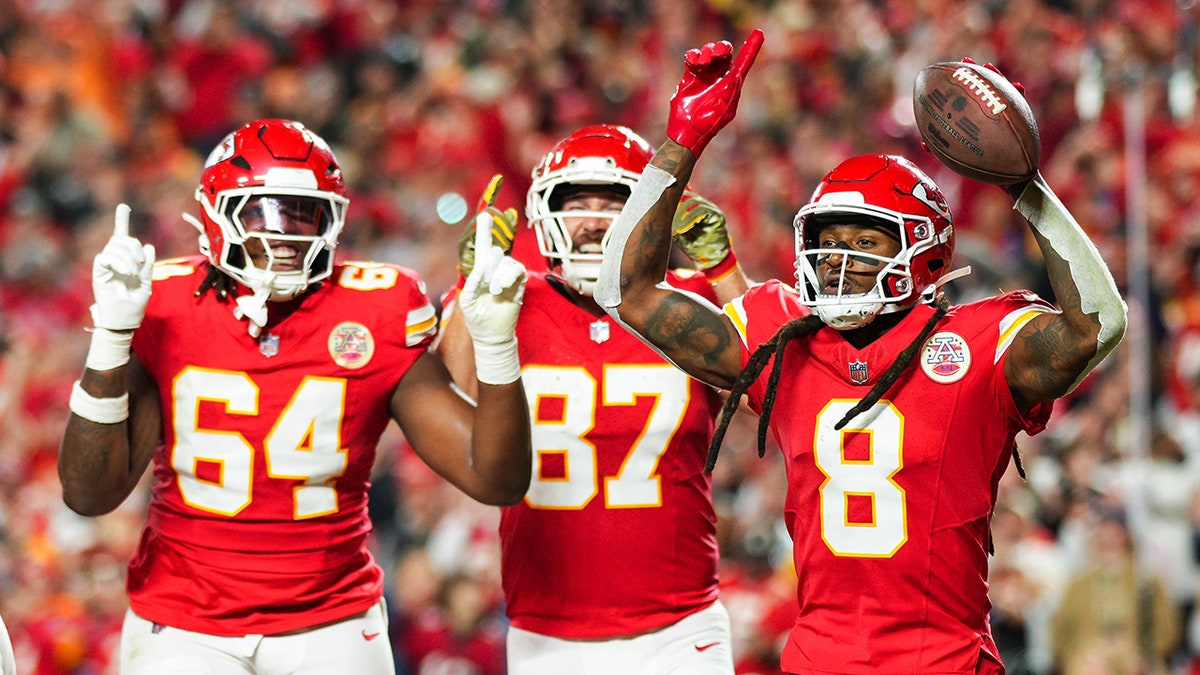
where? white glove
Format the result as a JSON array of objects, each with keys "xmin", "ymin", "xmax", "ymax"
[
  {"xmin": 92, "ymin": 203, "xmax": 155, "ymax": 331},
  {"xmin": 85, "ymin": 204, "xmax": 155, "ymax": 371},
  {"xmin": 459, "ymin": 211, "xmax": 526, "ymax": 385}
]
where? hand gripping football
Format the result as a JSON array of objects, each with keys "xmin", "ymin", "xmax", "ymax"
[{"xmin": 913, "ymin": 60, "xmax": 1040, "ymax": 184}]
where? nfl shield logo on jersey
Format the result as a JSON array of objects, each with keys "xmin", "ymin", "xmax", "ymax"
[
  {"xmin": 920, "ymin": 331, "xmax": 971, "ymax": 384},
  {"xmin": 258, "ymin": 333, "xmax": 280, "ymax": 358},
  {"xmin": 589, "ymin": 320, "xmax": 610, "ymax": 344},
  {"xmin": 848, "ymin": 360, "xmax": 868, "ymax": 384}
]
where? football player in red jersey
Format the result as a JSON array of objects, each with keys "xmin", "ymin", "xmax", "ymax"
[
  {"xmin": 436, "ymin": 124, "xmax": 749, "ymax": 674},
  {"xmin": 58, "ymin": 119, "xmax": 531, "ymax": 674},
  {"xmin": 597, "ymin": 32, "xmax": 1128, "ymax": 674}
]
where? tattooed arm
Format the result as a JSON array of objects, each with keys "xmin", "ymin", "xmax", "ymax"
[
  {"xmin": 596, "ymin": 31, "xmax": 763, "ymax": 390},
  {"xmin": 601, "ymin": 141, "xmax": 745, "ymax": 390},
  {"xmin": 1003, "ymin": 175, "xmax": 1127, "ymax": 409}
]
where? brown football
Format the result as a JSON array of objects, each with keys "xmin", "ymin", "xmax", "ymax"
[{"xmin": 913, "ymin": 61, "xmax": 1040, "ymax": 184}]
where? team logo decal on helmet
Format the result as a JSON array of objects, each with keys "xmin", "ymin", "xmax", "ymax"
[
  {"xmin": 920, "ymin": 331, "xmax": 970, "ymax": 383},
  {"xmin": 328, "ymin": 321, "xmax": 374, "ymax": 369},
  {"xmin": 912, "ymin": 180, "xmax": 951, "ymax": 221},
  {"xmin": 527, "ymin": 124, "xmax": 654, "ymax": 295}
]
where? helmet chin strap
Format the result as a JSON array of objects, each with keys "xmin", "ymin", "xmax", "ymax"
[
  {"xmin": 234, "ymin": 273, "xmax": 276, "ymax": 338},
  {"xmin": 187, "ymin": 210, "xmax": 306, "ymax": 337},
  {"xmin": 815, "ymin": 297, "xmax": 884, "ymax": 330}
]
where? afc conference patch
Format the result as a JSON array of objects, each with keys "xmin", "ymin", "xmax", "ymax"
[
  {"xmin": 328, "ymin": 321, "xmax": 374, "ymax": 369},
  {"xmin": 920, "ymin": 331, "xmax": 970, "ymax": 383}
]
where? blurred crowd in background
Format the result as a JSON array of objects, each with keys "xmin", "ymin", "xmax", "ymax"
[{"xmin": 1, "ymin": 0, "xmax": 1200, "ymax": 673}]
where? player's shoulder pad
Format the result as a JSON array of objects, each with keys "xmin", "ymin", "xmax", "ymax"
[
  {"xmin": 335, "ymin": 261, "xmax": 437, "ymax": 347},
  {"xmin": 957, "ymin": 289, "xmax": 1057, "ymax": 319},
  {"xmin": 725, "ymin": 279, "xmax": 805, "ymax": 346},
  {"xmin": 952, "ymin": 290, "xmax": 1058, "ymax": 362}
]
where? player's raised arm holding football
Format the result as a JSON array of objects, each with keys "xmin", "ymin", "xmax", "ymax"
[
  {"xmin": 913, "ymin": 58, "xmax": 1126, "ymax": 409},
  {"xmin": 1001, "ymin": 169, "xmax": 1127, "ymax": 406},
  {"xmin": 600, "ymin": 34, "xmax": 1128, "ymax": 674}
]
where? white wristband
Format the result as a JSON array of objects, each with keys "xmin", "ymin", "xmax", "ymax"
[
  {"xmin": 70, "ymin": 380, "xmax": 129, "ymax": 424},
  {"xmin": 86, "ymin": 327, "xmax": 133, "ymax": 371},
  {"xmin": 473, "ymin": 338, "xmax": 521, "ymax": 386}
]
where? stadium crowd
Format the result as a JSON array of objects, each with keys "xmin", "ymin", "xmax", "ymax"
[{"xmin": 0, "ymin": 0, "xmax": 1198, "ymax": 673}]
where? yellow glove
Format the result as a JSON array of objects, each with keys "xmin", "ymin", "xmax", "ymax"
[
  {"xmin": 457, "ymin": 174, "xmax": 518, "ymax": 278},
  {"xmin": 672, "ymin": 190, "xmax": 734, "ymax": 272}
]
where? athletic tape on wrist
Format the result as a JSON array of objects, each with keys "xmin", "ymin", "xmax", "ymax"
[
  {"xmin": 1013, "ymin": 175, "xmax": 1127, "ymax": 389},
  {"xmin": 70, "ymin": 380, "xmax": 129, "ymax": 424},
  {"xmin": 473, "ymin": 338, "xmax": 521, "ymax": 386},
  {"xmin": 595, "ymin": 165, "xmax": 677, "ymax": 310},
  {"xmin": 85, "ymin": 327, "xmax": 133, "ymax": 371}
]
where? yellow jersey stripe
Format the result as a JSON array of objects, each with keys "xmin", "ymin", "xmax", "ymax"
[
  {"xmin": 407, "ymin": 302, "xmax": 438, "ymax": 346},
  {"xmin": 724, "ymin": 296, "xmax": 751, "ymax": 349},
  {"xmin": 994, "ymin": 307, "xmax": 1053, "ymax": 364}
]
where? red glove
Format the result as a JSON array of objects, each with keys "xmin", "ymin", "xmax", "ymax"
[{"xmin": 667, "ymin": 29, "xmax": 765, "ymax": 156}]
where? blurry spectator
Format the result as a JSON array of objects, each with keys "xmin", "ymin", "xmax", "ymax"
[
  {"xmin": 988, "ymin": 564, "xmax": 1036, "ymax": 675},
  {"xmin": 162, "ymin": 2, "xmax": 273, "ymax": 153},
  {"xmin": 1132, "ymin": 429, "xmax": 1200, "ymax": 629},
  {"xmin": 398, "ymin": 572, "xmax": 506, "ymax": 675},
  {"xmin": 719, "ymin": 522, "xmax": 792, "ymax": 675},
  {"xmin": 1051, "ymin": 510, "xmax": 1179, "ymax": 675}
]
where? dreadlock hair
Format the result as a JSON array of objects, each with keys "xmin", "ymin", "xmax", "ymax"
[
  {"xmin": 705, "ymin": 297, "xmax": 952, "ymax": 473},
  {"xmin": 1011, "ymin": 443, "xmax": 1026, "ymax": 480},
  {"xmin": 194, "ymin": 263, "xmax": 236, "ymax": 301},
  {"xmin": 706, "ymin": 314, "xmax": 824, "ymax": 471},
  {"xmin": 832, "ymin": 297, "xmax": 950, "ymax": 430}
]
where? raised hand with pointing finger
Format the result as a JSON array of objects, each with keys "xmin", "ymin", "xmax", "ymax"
[
  {"xmin": 668, "ymin": 29, "xmax": 764, "ymax": 156},
  {"xmin": 457, "ymin": 174, "xmax": 518, "ymax": 278},
  {"xmin": 458, "ymin": 201, "xmax": 527, "ymax": 386},
  {"xmin": 91, "ymin": 203, "xmax": 155, "ymax": 334}
]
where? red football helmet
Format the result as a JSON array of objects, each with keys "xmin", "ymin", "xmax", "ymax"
[
  {"xmin": 526, "ymin": 124, "xmax": 653, "ymax": 294},
  {"xmin": 793, "ymin": 154, "xmax": 955, "ymax": 329},
  {"xmin": 193, "ymin": 119, "xmax": 348, "ymax": 300}
]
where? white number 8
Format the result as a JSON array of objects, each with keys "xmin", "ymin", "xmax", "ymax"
[{"xmin": 814, "ymin": 401, "xmax": 907, "ymax": 557}]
